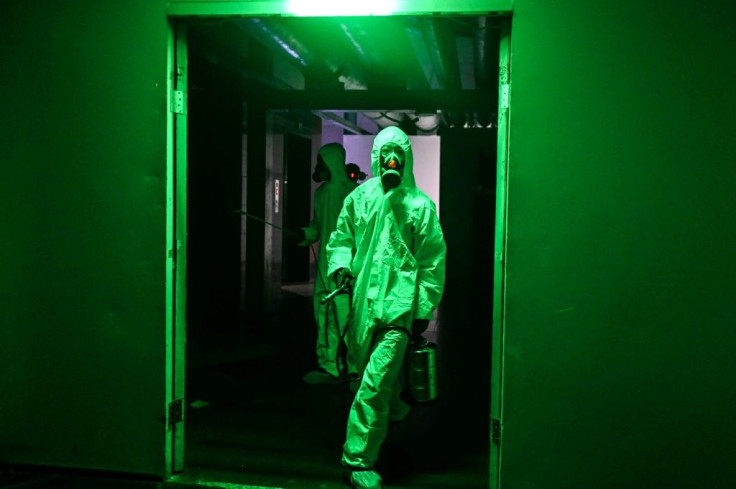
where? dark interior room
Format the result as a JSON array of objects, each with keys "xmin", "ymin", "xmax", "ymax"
[{"xmin": 181, "ymin": 15, "xmax": 500, "ymax": 488}]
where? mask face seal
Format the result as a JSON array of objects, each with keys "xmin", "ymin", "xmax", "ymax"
[
  {"xmin": 379, "ymin": 143, "xmax": 405, "ymax": 191},
  {"xmin": 312, "ymin": 155, "xmax": 331, "ymax": 183}
]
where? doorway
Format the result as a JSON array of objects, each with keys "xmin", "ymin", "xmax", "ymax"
[{"xmin": 169, "ymin": 10, "xmax": 509, "ymax": 489}]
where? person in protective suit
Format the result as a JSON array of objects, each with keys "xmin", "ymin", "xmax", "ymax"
[
  {"xmin": 326, "ymin": 127, "xmax": 446, "ymax": 489},
  {"xmin": 300, "ymin": 142, "xmax": 358, "ymax": 384}
]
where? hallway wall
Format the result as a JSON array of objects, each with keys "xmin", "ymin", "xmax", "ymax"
[
  {"xmin": 503, "ymin": 0, "xmax": 736, "ymax": 487},
  {"xmin": 0, "ymin": 0, "xmax": 169, "ymax": 476}
]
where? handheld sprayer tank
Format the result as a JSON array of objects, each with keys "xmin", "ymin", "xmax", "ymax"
[{"xmin": 407, "ymin": 336, "xmax": 438, "ymax": 403}]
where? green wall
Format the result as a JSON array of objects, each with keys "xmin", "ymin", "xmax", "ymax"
[
  {"xmin": 0, "ymin": 1, "xmax": 169, "ymax": 475},
  {"xmin": 1, "ymin": 0, "xmax": 735, "ymax": 484},
  {"xmin": 503, "ymin": 0, "xmax": 736, "ymax": 487}
]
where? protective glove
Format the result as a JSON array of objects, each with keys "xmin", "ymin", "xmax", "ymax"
[
  {"xmin": 334, "ymin": 268, "xmax": 355, "ymax": 289},
  {"xmin": 411, "ymin": 319, "xmax": 430, "ymax": 339}
]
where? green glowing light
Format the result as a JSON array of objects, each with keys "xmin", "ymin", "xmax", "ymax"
[{"xmin": 288, "ymin": 0, "xmax": 398, "ymax": 16}]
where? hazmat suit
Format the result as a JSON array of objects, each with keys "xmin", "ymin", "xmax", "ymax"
[
  {"xmin": 326, "ymin": 127, "xmax": 446, "ymax": 485},
  {"xmin": 300, "ymin": 143, "xmax": 357, "ymax": 382}
]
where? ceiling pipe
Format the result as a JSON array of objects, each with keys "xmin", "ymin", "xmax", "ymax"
[
  {"xmin": 337, "ymin": 21, "xmax": 384, "ymax": 70},
  {"xmin": 474, "ymin": 17, "xmax": 495, "ymax": 91},
  {"xmin": 414, "ymin": 113, "xmax": 440, "ymax": 133},
  {"xmin": 455, "ymin": 36, "xmax": 477, "ymax": 90},
  {"xmin": 189, "ymin": 23, "xmax": 299, "ymax": 91},
  {"xmin": 336, "ymin": 19, "xmax": 409, "ymax": 89},
  {"xmin": 405, "ymin": 18, "xmax": 463, "ymax": 91},
  {"xmin": 239, "ymin": 18, "xmax": 366, "ymax": 89},
  {"xmin": 419, "ymin": 18, "xmax": 449, "ymax": 89},
  {"xmin": 363, "ymin": 111, "xmax": 405, "ymax": 129},
  {"xmin": 313, "ymin": 111, "xmax": 372, "ymax": 135},
  {"xmin": 404, "ymin": 19, "xmax": 439, "ymax": 89}
]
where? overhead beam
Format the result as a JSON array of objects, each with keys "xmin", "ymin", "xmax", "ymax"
[{"xmin": 257, "ymin": 89, "xmax": 496, "ymax": 111}]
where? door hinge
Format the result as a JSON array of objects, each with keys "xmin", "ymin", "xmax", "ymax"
[
  {"xmin": 171, "ymin": 90, "xmax": 187, "ymax": 115},
  {"xmin": 492, "ymin": 417, "xmax": 502, "ymax": 446},
  {"xmin": 168, "ymin": 399, "xmax": 183, "ymax": 427},
  {"xmin": 494, "ymin": 251, "xmax": 504, "ymax": 263},
  {"xmin": 500, "ymin": 84, "xmax": 510, "ymax": 110}
]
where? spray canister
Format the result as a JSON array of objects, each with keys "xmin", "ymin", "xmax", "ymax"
[{"xmin": 407, "ymin": 336, "xmax": 438, "ymax": 403}]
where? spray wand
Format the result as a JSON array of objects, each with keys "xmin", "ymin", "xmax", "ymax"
[{"xmin": 235, "ymin": 209, "xmax": 301, "ymax": 240}]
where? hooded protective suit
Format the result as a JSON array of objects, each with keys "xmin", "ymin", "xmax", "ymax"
[
  {"xmin": 301, "ymin": 143, "xmax": 357, "ymax": 377},
  {"xmin": 326, "ymin": 127, "xmax": 446, "ymax": 471}
]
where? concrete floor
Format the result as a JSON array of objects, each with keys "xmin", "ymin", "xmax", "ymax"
[{"xmin": 182, "ymin": 283, "xmax": 492, "ymax": 489}]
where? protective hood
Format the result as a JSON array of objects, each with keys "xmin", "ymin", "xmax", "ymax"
[
  {"xmin": 319, "ymin": 142, "xmax": 350, "ymax": 184},
  {"xmin": 370, "ymin": 126, "xmax": 416, "ymax": 188}
]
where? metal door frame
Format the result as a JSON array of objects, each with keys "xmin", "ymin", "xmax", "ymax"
[
  {"xmin": 165, "ymin": 3, "xmax": 512, "ymax": 487},
  {"xmin": 166, "ymin": 20, "xmax": 188, "ymax": 478},
  {"xmin": 491, "ymin": 20, "xmax": 511, "ymax": 489}
]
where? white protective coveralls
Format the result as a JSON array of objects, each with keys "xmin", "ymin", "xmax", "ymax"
[
  {"xmin": 326, "ymin": 127, "xmax": 446, "ymax": 470},
  {"xmin": 301, "ymin": 143, "xmax": 357, "ymax": 377}
]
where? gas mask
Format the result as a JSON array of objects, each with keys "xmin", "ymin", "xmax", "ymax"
[
  {"xmin": 379, "ymin": 143, "xmax": 405, "ymax": 191},
  {"xmin": 312, "ymin": 155, "xmax": 331, "ymax": 183},
  {"xmin": 346, "ymin": 163, "xmax": 366, "ymax": 183}
]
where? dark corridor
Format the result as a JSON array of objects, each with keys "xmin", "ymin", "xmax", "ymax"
[
  {"xmin": 184, "ymin": 291, "xmax": 493, "ymax": 489},
  {"xmin": 182, "ymin": 17, "xmax": 498, "ymax": 489}
]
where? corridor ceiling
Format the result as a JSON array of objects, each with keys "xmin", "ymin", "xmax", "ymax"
[{"xmin": 187, "ymin": 15, "xmax": 502, "ymax": 132}]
